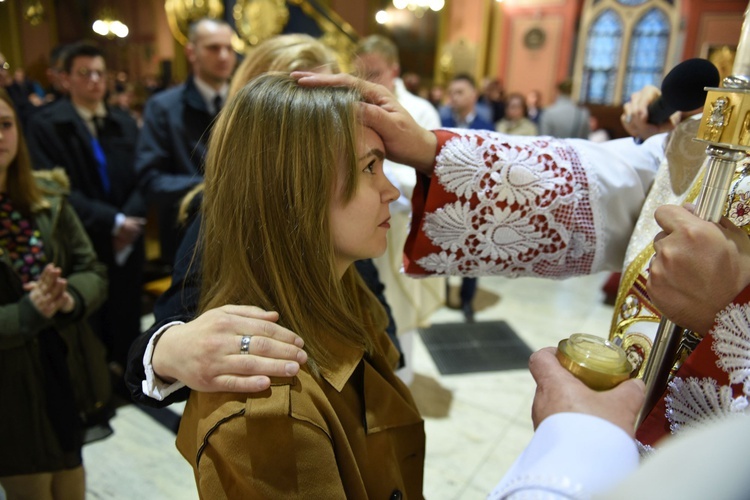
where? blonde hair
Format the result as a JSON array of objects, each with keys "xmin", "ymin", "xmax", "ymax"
[
  {"xmin": 227, "ymin": 34, "xmax": 339, "ymax": 98},
  {"xmin": 180, "ymin": 34, "xmax": 339, "ymax": 223},
  {"xmin": 199, "ymin": 74, "xmax": 387, "ymax": 374},
  {"xmin": 0, "ymin": 88, "xmax": 46, "ymax": 215}
]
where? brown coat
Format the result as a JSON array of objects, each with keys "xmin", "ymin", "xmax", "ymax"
[{"xmin": 177, "ymin": 331, "xmax": 425, "ymax": 499}]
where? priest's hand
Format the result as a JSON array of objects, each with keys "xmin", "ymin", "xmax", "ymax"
[
  {"xmin": 648, "ymin": 204, "xmax": 750, "ymax": 334},
  {"xmin": 621, "ymin": 85, "xmax": 680, "ymax": 141},
  {"xmin": 293, "ymin": 72, "xmax": 438, "ymax": 176},
  {"xmin": 529, "ymin": 347, "xmax": 645, "ymax": 437}
]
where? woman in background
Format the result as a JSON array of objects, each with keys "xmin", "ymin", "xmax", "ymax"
[
  {"xmin": 495, "ymin": 92, "xmax": 538, "ymax": 136},
  {"xmin": 0, "ymin": 88, "xmax": 107, "ymax": 499}
]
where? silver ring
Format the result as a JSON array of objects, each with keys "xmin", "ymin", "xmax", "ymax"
[{"xmin": 240, "ymin": 335, "xmax": 252, "ymax": 355}]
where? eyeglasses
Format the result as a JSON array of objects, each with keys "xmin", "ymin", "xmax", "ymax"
[{"xmin": 74, "ymin": 68, "xmax": 105, "ymax": 80}]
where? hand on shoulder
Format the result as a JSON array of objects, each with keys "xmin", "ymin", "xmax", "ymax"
[{"xmin": 152, "ymin": 304, "xmax": 307, "ymax": 393}]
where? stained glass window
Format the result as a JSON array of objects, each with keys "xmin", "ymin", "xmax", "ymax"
[
  {"xmin": 616, "ymin": 0, "xmax": 648, "ymax": 5},
  {"xmin": 622, "ymin": 8, "xmax": 670, "ymax": 101},
  {"xmin": 581, "ymin": 9, "xmax": 623, "ymax": 104}
]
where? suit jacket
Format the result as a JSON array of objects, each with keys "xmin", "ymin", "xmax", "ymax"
[
  {"xmin": 135, "ymin": 77, "xmax": 214, "ymax": 202},
  {"xmin": 26, "ymin": 98, "xmax": 145, "ymax": 265},
  {"xmin": 135, "ymin": 77, "xmax": 215, "ymax": 261},
  {"xmin": 440, "ymin": 108, "xmax": 494, "ymax": 131}
]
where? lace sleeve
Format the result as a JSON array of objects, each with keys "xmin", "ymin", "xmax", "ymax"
[{"xmin": 405, "ymin": 130, "xmax": 652, "ymax": 279}]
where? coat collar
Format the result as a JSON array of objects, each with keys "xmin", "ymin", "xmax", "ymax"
[
  {"xmin": 316, "ymin": 322, "xmax": 404, "ymax": 394},
  {"xmin": 44, "ymin": 98, "xmax": 121, "ymax": 130},
  {"xmin": 183, "ymin": 76, "xmax": 211, "ymax": 115},
  {"xmin": 317, "ymin": 333, "xmax": 367, "ymax": 392},
  {"xmin": 43, "ymin": 98, "xmax": 83, "ymax": 124},
  {"xmin": 286, "ymin": 330, "xmax": 422, "ymax": 435}
]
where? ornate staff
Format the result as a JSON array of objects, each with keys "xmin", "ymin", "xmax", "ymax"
[{"xmin": 636, "ymin": 1, "xmax": 750, "ymax": 427}]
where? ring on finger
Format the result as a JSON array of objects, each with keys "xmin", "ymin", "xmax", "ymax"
[{"xmin": 240, "ymin": 335, "xmax": 252, "ymax": 355}]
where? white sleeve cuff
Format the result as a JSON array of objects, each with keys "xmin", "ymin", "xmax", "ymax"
[
  {"xmin": 112, "ymin": 212, "xmax": 126, "ymax": 236},
  {"xmin": 488, "ymin": 413, "xmax": 639, "ymax": 500},
  {"xmin": 141, "ymin": 321, "xmax": 187, "ymax": 400}
]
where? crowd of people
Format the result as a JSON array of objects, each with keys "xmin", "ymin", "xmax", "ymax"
[{"xmin": 2, "ymin": 16, "xmax": 749, "ymax": 500}]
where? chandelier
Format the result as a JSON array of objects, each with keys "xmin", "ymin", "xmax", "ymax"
[{"xmin": 392, "ymin": 0, "xmax": 445, "ymax": 17}]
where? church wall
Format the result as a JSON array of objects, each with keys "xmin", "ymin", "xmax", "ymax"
[
  {"xmin": 499, "ymin": 4, "xmax": 574, "ymax": 108},
  {"xmin": 436, "ymin": 0, "xmax": 492, "ymax": 84},
  {"xmin": 329, "ymin": 0, "xmax": 371, "ymax": 35},
  {"xmin": 6, "ymin": 0, "xmax": 748, "ymax": 100},
  {"xmin": 438, "ymin": 0, "xmax": 583, "ymax": 110},
  {"xmin": 682, "ymin": 0, "xmax": 745, "ymax": 59},
  {"xmin": 1, "ymin": 0, "xmax": 58, "ymax": 85}
]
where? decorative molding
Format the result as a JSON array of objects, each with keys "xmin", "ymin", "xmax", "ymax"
[
  {"xmin": 163, "ymin": 0, "xmax": 358, "ymax": 63},
  {"xmin": 164, "ymin": 0, "xmax": 224, "ymax": 46},
  {"xmin": 234, "ymin": 0, "xmax": 289, "ymax": 47},
  {"xmin": 523, "ymin": 26, "xmax": 546, "ymax": 49},
  {"xmin": 288, "ymin": 0, "xmax": 359, "ymax": 69}
]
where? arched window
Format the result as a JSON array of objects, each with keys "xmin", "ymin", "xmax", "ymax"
[
  {"xmin": 581, "ymin": 10, "xmax": 623, "ymax": 104},
  {"xmin": 622, "ymin": 8, "xmax": 671, "ymax": 100},
  {"xmin": 574, "ymin": 0, "xmax": 680, "ymax": 105}
]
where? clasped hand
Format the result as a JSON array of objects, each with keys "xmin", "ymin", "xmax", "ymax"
[{"xmin": 24, "ymin": 263, "xmax": 75, "ymax": 318}]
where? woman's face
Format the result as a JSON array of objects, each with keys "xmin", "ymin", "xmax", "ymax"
[
  {"xmin": 329, "ymin": 126, "xmax": 399, "ymax": 276},
  {"xmin": 506, "ymin": 97, "xmax": 525, "ymax": 121},
  {"xmin": 0, "ymin": 99, "xmax": 19, "ymax": 184}
]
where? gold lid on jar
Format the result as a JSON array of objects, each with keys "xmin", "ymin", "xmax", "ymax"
[{"xmin": 556, "ymin": 333, "xmax": 632, "ymax": 391}]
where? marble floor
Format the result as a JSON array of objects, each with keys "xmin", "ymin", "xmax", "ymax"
[{"xmin": 82, "ymin": 272, "xmax": 615, "ymax": 499}]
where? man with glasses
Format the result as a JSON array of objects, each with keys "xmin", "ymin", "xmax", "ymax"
[{"xmin": 26, "ymin": 42, "xmax": 146, "ymax": 399}]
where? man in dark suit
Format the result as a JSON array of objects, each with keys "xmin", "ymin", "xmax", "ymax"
[
  {"xmin": 440, "ymin": 73, "xmax": 495, "ymax": 323},
  {"xmin": 26, "ymin": 42, "xmax": 146, "ymax": 378},
  {"xmin": 135, "ymin": 18, "xmax": 236, "ymax": 264}
]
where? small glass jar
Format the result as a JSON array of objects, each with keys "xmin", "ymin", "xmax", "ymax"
[{"xmin": 556, "ymin": 333, "xmax": 633, "ymax": 390}]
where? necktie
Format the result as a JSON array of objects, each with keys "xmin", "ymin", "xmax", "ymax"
[
  {"xmin": 90, "ymin": 118, "xmax": 111, "ymax": 194},
  {"xmin": 213, "ymin": 94, "xmax": 223, "ymax": 115}
]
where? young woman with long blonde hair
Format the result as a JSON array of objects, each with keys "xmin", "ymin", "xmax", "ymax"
[
  {"xmin": 127, "ymin": 34, "xmax": 399, "ymax": 410},
  {"xmin": 175, "ymin": 73, "xmax": 423, "ymax": 498}
]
